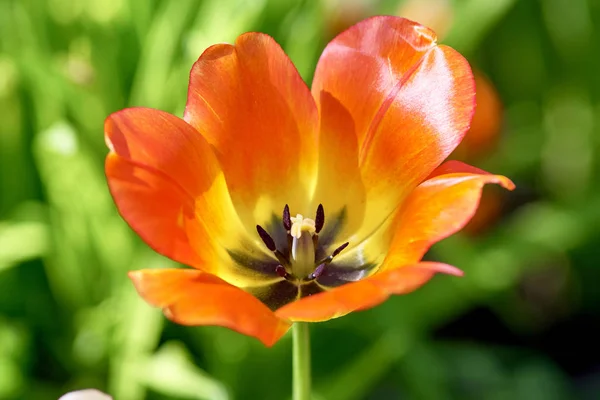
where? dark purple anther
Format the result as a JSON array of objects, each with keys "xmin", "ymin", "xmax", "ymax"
[
  {"xmin": 256, "ymin": 225, "xmax": 276, "ymax": 251},
  {"xmin": 283, "ymin": 204, "xmax": 291, "ymax": 231},
  {"xmin": 315, "ymin": 204, "xmax": 324, "ymax": 233},
  {"xmin": 309, "ymin": 263, "xmax": 326, "ymax": 280},
  {"xmin": 332, "ymin": 242, "xmax": 349, "ymax": 257}
]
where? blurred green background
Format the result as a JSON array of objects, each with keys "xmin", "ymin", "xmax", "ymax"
[{"xmin": 1, "ymin": 0, "xmax": 599, "ymax": 399}]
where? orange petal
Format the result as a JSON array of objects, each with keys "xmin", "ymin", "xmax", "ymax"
[
  {"xmin": 276, "ymin": 262, "xmax": 461, "ymax": 322},
  {"xmin": 312, "ymin": 16, "xmax": 475, "ymax": 231},
  {"xmin": 106, "ymin": 153, "xmax": 206, "ymax": 268},
  {"xmin": 106, "ymin": 108, "xmax": 223, "ymax": 269},
  {"xmin": 359, "ymin": 45, "xmax": 475, "ymax": 222},
  {"xmin": 310, "ymin": 91, "xmax": 366, "ymax": 241},
  {"xmin": 184, "ymin": 33, "xmax": 319, "ymax": 226},
  {"xmin": 312, "ymin": 16, "xmax": 438, "ymax": 148},
  {"xmin": 129, "ymin": 269, "xmax": 291, "ymax": 346},
  {"xmin": 105, "ymin": 108, "xmax": 251, "ymax": 276},
  {"xmin": 380, "ymin": 161, "xmax": 515, "ymax": 269}
]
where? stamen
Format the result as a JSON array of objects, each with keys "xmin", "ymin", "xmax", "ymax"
[
  {"xmin": 332, "ymin": 242, "xmax": 349, "ymax": 257},
  {"xmin": 256, "ymin": 225, "xmax": 276, "ymax": 251},
  {"xmin": 316, "ymin": 241, "xmax": 350, "ymax": 265},
  {"xmin": 315, "ymin": 204, "xmax": 324, "ymax": 233},
  {"xmin": 308, "ymin": 263, "xmax": 326, "ymax": 280},
  {"xmin": 283, "ymin": 204, "xmax": 291, "ymax": 231}
]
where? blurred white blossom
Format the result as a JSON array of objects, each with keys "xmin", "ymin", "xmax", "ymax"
[{"xmin": 58, "ymin": 389, "xmax": 112, "ymax": 400}]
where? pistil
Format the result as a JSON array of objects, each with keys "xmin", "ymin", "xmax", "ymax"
[{"xmin": 290, "ymin": 214, "xmax": 316, "ymax": 279}]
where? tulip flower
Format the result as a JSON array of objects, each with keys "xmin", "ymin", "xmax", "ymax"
[{"xmin": 105, "ymin": 17, "xmax": 513, "ymax": 352}]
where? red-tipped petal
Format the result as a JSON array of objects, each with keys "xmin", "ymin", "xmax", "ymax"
[
  {"xmin": 129, "ymin": 269, "xmax": 291, "ymax": 346},
  {"xmin": 276, "ymin": 262, "xmax": 461, "ymax": 322},
  {"xmin": 184, "ymin": 33, "xmax": 318, "ymax": 226},
  {"xmin": 312, "ymin": 16, "xmax": 475, "ymax": 232},
  {"xmin": 312, "ymin": 16, "xmax": 439, "ymax": 147}
]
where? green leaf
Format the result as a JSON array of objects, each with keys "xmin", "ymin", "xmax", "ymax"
[{"xmin": 143, "ymin": 341, "xmax": 229, "ymax": 400}]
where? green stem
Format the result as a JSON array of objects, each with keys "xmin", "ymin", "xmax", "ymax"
[{"xmin": 292, "ymin": 322, "xmax": 311, "ymax": 400}]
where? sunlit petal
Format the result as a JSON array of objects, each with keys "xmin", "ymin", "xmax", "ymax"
[
  {"xmin": 311, "ymin": 92, "xmax": 366, "ymax": 241},
  {"xmin": 327, "ymin": 161, "xmax": 513, "ymax": 275},
  {"xmin": 105, "ymin": 108, "xmax": 274, "ymax": 283},
  {"xmin": 130, "ymin": 269, "xmax": 291, "ymax": 346},
  {"xmin": 106, "ymin": 153, "xmax": 208, "ymax": 269},
  {"xmin": 184, "ymin": 33, "xmax": 319, "ymax": 226},
  {"xmin": 312, "ymin": 16, "xmax": 438, "ymax": 148},
  {"xmin": 312, "ymin": 16, "xmax": 475, "ymax": 236},
  {"xmin": 105, "ymin": 107, "xmax": 231, "ymax": 270},
  {"xmin": 380, "ymin": 161, "xmax": 515, "ymax": 269}
]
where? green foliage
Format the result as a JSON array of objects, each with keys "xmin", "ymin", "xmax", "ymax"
[{"xmin": 1, "ymin": 0, "xmax": 599, "ymax": 399}]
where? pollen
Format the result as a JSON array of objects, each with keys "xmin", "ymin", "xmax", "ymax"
[{"xmin": 289, "ymin": 214, "xmax": 316, "ymax": 239}]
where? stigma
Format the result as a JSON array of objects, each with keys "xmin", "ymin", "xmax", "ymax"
[{"xmin": 289, "ymin": 214, "xmax": 316, "ymax": 239}]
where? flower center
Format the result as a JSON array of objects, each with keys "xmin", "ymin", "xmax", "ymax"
[{"xmin": 255, "ymin": 204, "xmax": 349, "ymax": 283}]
